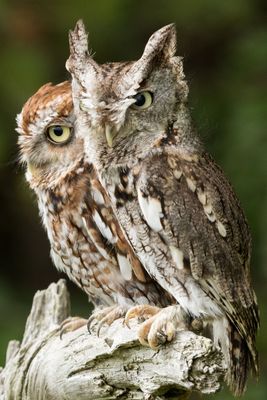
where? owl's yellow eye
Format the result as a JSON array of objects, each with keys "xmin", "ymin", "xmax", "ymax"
[
  {"xmin": 46, "ymin": 125, "xmax": 72, "ymax": 144},
  {"xmin": 132, "ymin": 91, "xmax": 153, "ymax": 110}
]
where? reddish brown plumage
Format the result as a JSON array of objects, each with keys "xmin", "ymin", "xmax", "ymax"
[{"xmin": 21, "ymin": 81, "xmax": 72, "ymax": 134}]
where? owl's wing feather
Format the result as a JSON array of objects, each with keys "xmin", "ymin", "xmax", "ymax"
[
  {"xmin": 87, "ymin": 168, "xmax": 149, "ymax": 283},
  {"xmin": 80, "ymin": 170, "xmax": 173, "ymax": 307},
  {"xmin": 135, "ymin": 149, "xmax": 259, "ymax": 349}
]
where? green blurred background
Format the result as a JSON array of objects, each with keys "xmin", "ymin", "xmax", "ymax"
[{"xmin": 0, "ymin": 0, "xmax": 266, "ymax": 398}]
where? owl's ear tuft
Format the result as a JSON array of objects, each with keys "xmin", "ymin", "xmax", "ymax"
[
  {"xmin": 122, "ymin": 24, "xmax": 177, "ymax": 93},
  {"xmin": 142, "ymin": 24, "xmax": 177, "ymax": 63},
  {"xmin": 66, "ymin": 20, "xmax": 88, "ymax": 75},
  {"xmin": 68, "ymin": 20, "xmax": 89, "ymax": 60},
  {"xmin": 66, "ymin": 20, "xmax": 99, "ymax": 78}
]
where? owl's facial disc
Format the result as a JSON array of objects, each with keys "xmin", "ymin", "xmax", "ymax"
[
  {"xmin": 68, "ymin": 22, "xmax": 188, "ymax": 154},
  {"xmin": 24, "ymin": 119, "xmax": 75, "ymax": 178},
  {"xmin": 103, "ymin": 91, "xmax": 154, "ymax": 147}
]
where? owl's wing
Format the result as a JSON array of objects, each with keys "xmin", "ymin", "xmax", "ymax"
[
  {"xmin": 86, "ymin": 168, "xmax": 149, "ymax": 283},
  {"xmin": 80, "ymin": 169, "xmax": 173, "ymax": 307},
  {"xmin": 134, "ymin": 150, "xmax": 259, "ymax": 344}
]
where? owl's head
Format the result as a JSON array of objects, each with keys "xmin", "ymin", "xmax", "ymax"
[
  {"xmin": 67, "ymin": 21, "xmax": 194, "ymax": 169},
  {"xmin": 17, "ymin": 81, "xmax": 84, "ymax": 189}
]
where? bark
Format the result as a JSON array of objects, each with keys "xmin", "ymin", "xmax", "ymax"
[{"xmin": 0, "ymin": 280, "xmax": 226, "ymax": 400}]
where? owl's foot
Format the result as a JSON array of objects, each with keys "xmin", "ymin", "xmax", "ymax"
[
  {"xmin": 126, "ymin": 305, "xmax": 190, "ymax": 349},
  {"xmin": 87, "ymin": 305, "xmax": 128, "ymax": 336},
  {"xmin": 59, "ymin": 316, "xmax": 88, "ymax": 339},
  {"xmin": 124, "ymin": 305, "xmax": 161, "ymax": 328}
]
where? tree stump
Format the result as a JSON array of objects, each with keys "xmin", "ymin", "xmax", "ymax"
[{"xmin": 0, "ymin": 280, "xmax": 226, "ymax": 399}]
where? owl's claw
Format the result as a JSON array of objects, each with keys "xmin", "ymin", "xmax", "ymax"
[
  {"xmin": 140, "ymin": 312, "xmax": 177, "ymax": 349},
  {"xmin": 87, "ymin": 306, "xmax": 113, "ymax": 334},
  {"xmin": 126, "ymin": 305, "xmax": 190, "ymax": 349},
  {"xmin": 87, "ymin": 305, "xmax": 128, "ymax": 336},
  {"xmin": 59, "ymin": 316, "xmax": 87, "ymax": 339},
  {"xmin": 124, "ymin": 305, "xmax": 161, "ymax": 328}
]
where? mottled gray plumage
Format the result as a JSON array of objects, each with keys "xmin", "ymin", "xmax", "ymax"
[
  {"xmin": 17, "ymin": 81, "xmax": 172, "ymax": 317},
  {"xmin": 67, "ymin": 21, "xmax": 259, "ymax": 395}
]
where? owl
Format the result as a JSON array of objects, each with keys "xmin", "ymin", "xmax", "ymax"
[
  {"xmin": 17, "ymin": 81, "xmax": 174, "ymax": 333},
  {"xmin": 67, "ymin": 21, "xmax": 259, "ymax": 395}
]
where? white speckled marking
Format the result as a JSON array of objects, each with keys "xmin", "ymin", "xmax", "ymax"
[
  {"xmin": 197, "ymin": 190, "xmax": 207, "ymax": 205},
  {"xmin": 117, "ymin": 254, "xmax": 132, "ymax": 281},
  {"xmin": 169, "ymin": 245, "xmax": 184, "ymax": 269},
  {"xmin": 204, "ymin": 203, "xmax": 216, "ymax": 222},
  {"xmin": 92, "ymin": 210, "xmax": 117, "ymax": 243},
  {"xmin": 186, "ymin": 177, "xmax": 196, "ymax": 192},
  {"xmin": 91, "ymin": 187, "xmax": 105, "ymax": 205},
  {"xmin": 82, "ymin": 216, "xmax": 110, "ymax": 260},
  {"xmin": 204, "ymin": 203, "xmax": 212, "ymax": 214},
  {"xmin": 206, "ymin": 213, "xmax": 216, "ymax": 222},
  {"xmin": 217, "ymin": 221, "xmax": 227, "ymax": 237},
  {"xmin": 174, "ymin": 170, "xmax": 182, "ymax": 179},
  {"xmin": 137, "ymin": 189, "xmax": 163, "ymax": 232}
]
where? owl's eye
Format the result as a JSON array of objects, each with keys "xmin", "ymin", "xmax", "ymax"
[
  {"xmin": 46, "ymin": 125, "xmax": 72, "ymax": 144},
  {"xmin": 132, "ymin": 91, "xmax": 153, "ymax": 110}
]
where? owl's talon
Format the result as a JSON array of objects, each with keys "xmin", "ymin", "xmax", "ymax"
[
  {"xmin": 124, "ymin": 305, "xmax": 161, "ymax": 328},
  {"xmin": 87, "ymin": 314, "xmax": 98, "ymax": 334},
  {"xmin": 95, "ymin": 313, "xmax": 116, "ymax": 337},
  {"xmin": 87, "ymin": 306, "xmax": 115, "ymax": 334},
  {"xmin": 87, "ymin": 316, "xmax": 94, "ymax": 334},
  {"xmin": 87, "ymin": 305, "xmax": 128, "ymax": 336},
  {"xmin": 137, "ymin": 314, "xmax": 158, "ymax": 347},
  {"xmin": 137, "ymin": 305, "xmax": 190, "ymax": 349},
  {"xmin": 59, "ymin": 316, "xmax": 87, "ymax": 339}
]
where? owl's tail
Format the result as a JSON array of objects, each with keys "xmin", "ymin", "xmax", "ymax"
[
  {"xmin": 226, "ymin": 327, "xmax": 249, "ymax": 396},
  {"xmin": 213, "ymin": 318, "xmax": 258, "ymax": 396}
]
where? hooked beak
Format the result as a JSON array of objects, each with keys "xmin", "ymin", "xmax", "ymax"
[
  {"xmin": 27, "ymin": 162, "xmax": 38, "ymax": 176},
  {"xmin": 105, "ymin": 125, "xmax": 118, "ymax": 147}
]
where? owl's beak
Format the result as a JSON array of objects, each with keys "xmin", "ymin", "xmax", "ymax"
[
  {"xmin": 27, "ymin": 162, "xmax": 38, "ymax": 176},
  {"xmin": 105, "ymin": 125, "xmax": 117, "ymax": 147}
]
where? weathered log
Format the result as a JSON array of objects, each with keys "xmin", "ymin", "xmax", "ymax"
[{"xmin": 0, "ymin": 280, "xmax": 226, "ymax": 399}]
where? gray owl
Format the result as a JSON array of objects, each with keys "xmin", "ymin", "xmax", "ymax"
[
  {"xmin": 66, "ymin": 21, "xmax": 259, "ymax": 395},
  {"xmin": 17, "ymin": 81, "xmax": 173, "ymax": 333}
]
